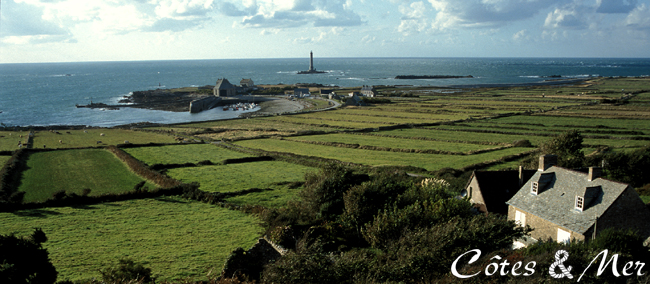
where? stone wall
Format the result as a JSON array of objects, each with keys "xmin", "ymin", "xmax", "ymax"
[
  {"xmin": 508, "ymin": 205, "xmax": 586, "ymax": 242},
  {"xmin": 189, "ymin": 96, "xmax": 221, "ymax": 113},
  {"xmin": 596, "ymin": 187, "xmax": 650, "ymax": 242}
]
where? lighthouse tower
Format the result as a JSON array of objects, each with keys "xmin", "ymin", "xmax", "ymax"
[{"xmin": 309, "ymin": 51, "xmax": 315, "ymax": 72}]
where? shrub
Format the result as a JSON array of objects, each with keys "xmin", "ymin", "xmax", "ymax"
[
  {"xmin": 299, "ymin": 163, "xmax": 369, "ymax": 221},
  {"xmin": 0, "ymin": 228, "xmax": 58, "ymax": 284},
  {"xmin": 99, "ymin": 258, "xmax": 154, "ymax": 284}
]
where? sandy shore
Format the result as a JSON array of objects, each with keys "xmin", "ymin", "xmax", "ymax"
[{"xmin": 242, "ymin": 98, "xmax": 306, "ymax": 117}]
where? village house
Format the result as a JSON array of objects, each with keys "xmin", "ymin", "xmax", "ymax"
[
  {"xmin": 345, "ymin": 94, "xmax": 366, "ymax": 106},
  {"xmin": 463, "ymin": 167, "xmax": 536, "ymax": 215},
  {"xmin": 240, "ymin": 78, "xmax": 254, "ymax": 88},
  {"xmin": 293, "ymin": 88, "xmax": 310, "ymax": 97},
  {"xmin": 214, "ymin": 78, "xmax": 236, "ymax": 97},
  {"xmin": 361, "ymin": 85, "xmax": 377, "ymax": 97},
  {"xmin": 506, "ymin": 154, "xmax": 650, "ymax": 245}
]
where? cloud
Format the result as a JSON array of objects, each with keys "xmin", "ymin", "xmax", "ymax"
[
  {"xmin": 0, "ymin": 0, "xmax": 73, "ymax": 42},
  {"xmin": 232, "ymin": 0, "xmax": 363, "ymax": 28},
  {"xmin": 428, "ymin": 0, "xmax": 561, "ymax": 30},
  {"xmin": 624, "ymin": 4, "xmax": 650, "ymax": 30},
  {"xmin": 597, "ymin": 0, "xmax": 638, "ymax": 14}
]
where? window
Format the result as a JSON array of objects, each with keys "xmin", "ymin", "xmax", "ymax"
[
  {"xmin": 557, "ymin": 228, "xmax": 571, "ymax": 243},
  {"xmin": 515, "ymin": 210, "xmax": 526, "ymax": 227},
  {"xmin": 575, "ymin": 196, "xmax": 584, "ymax": 211},
  {"xmin": 531, "ymin": 182, "xmax": 539, "ymax": 195}
]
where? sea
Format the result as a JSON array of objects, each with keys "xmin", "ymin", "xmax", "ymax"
[{"xmin": 1, "ymin": 57, "xmax": 649, "ymax": 127}]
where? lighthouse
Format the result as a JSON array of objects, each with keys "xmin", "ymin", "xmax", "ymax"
[{"xmin": 297, "ymin": 51, "xmax": 325, "ymax": 74}]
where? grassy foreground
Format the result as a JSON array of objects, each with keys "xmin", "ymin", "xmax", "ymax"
[
  {"xmin": 18, "ymin": 149, "xmax": 156, "ymax": 203},
  {"xmin": 0, "ymin": 197, "xmax": 263, "ymax": 282}
]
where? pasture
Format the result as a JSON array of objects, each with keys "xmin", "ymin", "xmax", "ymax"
[
  {"xmin": 123, "ymin": 144, "xmax": 253, "ymax": 165},
  {"xmin": 18, "ymin": 149, "xmax": 156, "ymax": 203},
  {"xmin": 31, "ymin": 129, "xmax": 177, "ymax": 149},
  {"xmin": 0, "ymin": 131, "xmax": 30, "ymax": 151},
  {"xmin": 166, "ymin": 161, "xmax": 315, "ymax": 193},
  {"xmin": 0, "ymin": 197, "xmax": 262, "ymax": 282},
  {"xmin": 234, "ymin": 138, "xmax": 531, "ymax": 171}
]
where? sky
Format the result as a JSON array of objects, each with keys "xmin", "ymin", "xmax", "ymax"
[{"xmin": 1, "ymin": 0, "xmax": 650, "ymax": 63}]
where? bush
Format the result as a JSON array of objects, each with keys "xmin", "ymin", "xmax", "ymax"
[
  {"xmin": 299, "ymin": 163, "xmax": 369, "ymax": 221},
  {"xmin": 539, "ymin": 129, "xmax": 585, "ymax": 168},
  {"xmin": 99, "ymin": 258, "xmax": 154, "ymax": 284},
  {"xmin": 0, "ymin": 228, "xmax": 58, "ymax": 284}
]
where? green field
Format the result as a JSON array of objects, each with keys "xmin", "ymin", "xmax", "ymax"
[
  {"xmin": 0, "ymin": 155, "xmax": 10, "ymax": 166},
  {"xmin": 235, "ymin": 139, "xmax": 531, "ymax": 171},
  {"xmin": 32, "ymin": 129, "xmax": 177, "ymax": 149},
  {"xmin": 374, "ymin": 128, "xmax": 550, "ymax": 146},
  {"xmin": 18, "ymin": 149, "xmax": 155, "ymax": 203},
  {"xmin": 285, "ymin": 133, "xmax": 501, "ymax": 153},
  {"xmin": 167, "ymin": 161, "xmax": 314, "ymax": 193},
  {"xmin": 0, "ymin": 197, "xmax": 262, "ymax": 282},
  {"xmin": 224, "ymin": 186, "xmax": 302, "ymax": 208},
  {"xmin": 123, "ymin": 144, "xmax": 252, "ymax": 165},
  {"xmin": 0, "ymin": 131, "xmax": 29, "ymax": 151}
]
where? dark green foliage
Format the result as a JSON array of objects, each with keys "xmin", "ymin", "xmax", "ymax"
[
  {"xmin": 99, "ymin": 258, "xmax": 154, "ymax": 284},
  {"xmin": 601, "ymin": 146, "xmax": 650, "ymax": 188},
  {"xmin": 0, "ymin": 229, "xmax": 58, "ymax": 284},
  {"xmin": 539, "ymin": 129, "xmax": 585, "ymax": 168},
  {"xmin": 362, "ymin": 197, "xmax": 473, "ymax": 248},
  {"xmin": 360, "ymin": 97, "xmax": 391, "ymax": 104},
  {"xmin": 0, "ymin": 149, "xmax": 28, "ymax": 204},
  {"xmin": 341, "ymin": 171, "xmax": 413, "ymax": 230},
  {"xmin": 299, "ymin": 163, "xmax": 369, "ymax": 221}
]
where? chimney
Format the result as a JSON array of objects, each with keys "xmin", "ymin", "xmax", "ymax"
[
  {"xmin": 538, "ymin": 154, "xmax": 557, "ymax": 171},
  {"xmin": 588, "ymin": 167, "xmax": 602, "ymax": 181},
  {"xmin": 518, "ymin": 166, "xmax": 524, "ymax": 187}
]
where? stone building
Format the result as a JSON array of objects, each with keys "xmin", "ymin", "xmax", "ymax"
[
  {"xmin": 463, "ymin": 168, "xmax": 536, "ymax": 215},
  {"xmin": 240, "ymin": 78, "xmax": 254, "ymax": 88},
  {"xmin": 506, "ymin": 154, "xmax": 650, "ymax": 245},
  {"xmin": 361, "ymin": 85, "xmax": 377, "ymax": 97},
  {"xmin": 214, "ymin": 78, "xmax": 236, "ymax": 97}
]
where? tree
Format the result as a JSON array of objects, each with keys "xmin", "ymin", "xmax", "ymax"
[
  {"xmin": 99, "ymin": 258, "xmax": 154, "ymax": 283},
  {"xmin": 0, "ymin": 229, "xmax": 58, "ymax": 284},
  {"xmin": 539, "ymin": 129, "xmax": 585, "ymax": 168}
]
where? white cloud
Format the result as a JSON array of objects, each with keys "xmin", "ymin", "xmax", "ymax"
[
  {"xmin": 512, "ymin": 29, "xmax": 529, "ymax": 41},
  {"xmin": 228, "ymin": 0, "xmax": 363, "ymax": 28},
  {"xmin": 625, "ymin": 4, "xmax": 650, "ymax": 29}
]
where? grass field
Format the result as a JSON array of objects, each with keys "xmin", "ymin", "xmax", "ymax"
[
  {"xmin": 0, "ymin": 131, "xmax": 30, "ymax": 151},
  {"xmin": 166, "ymin": 161, "xmax": 314, "ymax": 193},
  {"xmin": 235, "ymin": 139, "xmax": 531, "ymax": 171},
  {"xmin": 373, "ymin": 128, "xmax": 551, "ymax": 146},
  {"xmin": 18, "ymin": 149, "xmax": 156, "ymax": 203},
  {"xmin": 0, "ymin": 155, "xmax": 10, "ymax": 166},
  {"xmin": 123, "ymin": 144, "xmax": 252, "ymax": 165},
  {"xmin": 224, "ymin": 186, "xmax": 302, "ymax": 208},
  {"xmin": 285, "ymin": 133, "xmax": 501, "ymax": 153},
  {"xmin": 32, "ymin": 129, "xmax": 177, "ymax": 149},
  {"xmin": 0, "ymin": 197, "xmax": 263, "ymax": 282}
]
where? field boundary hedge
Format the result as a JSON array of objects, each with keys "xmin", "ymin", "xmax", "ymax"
[
  {"xmin": 0, "ymin": 183, "xmax": 197, "ymax": 212},
  {"xmin": 459, "ymin": 149, "xmax": 539, "ymax": 172},
  {"xmin": 282, "ymin": 137, "xmax": 513, "ymax": 155},
  {"xmin": 106, "ymin": 145, "xmax": 182, "ymax": 188},
  {"xmin": 149, "ymin": 156, "xmax": 275, "ymax": 171},
  {"xmin": 0, "ymin": 149, "xmax": 28, "ymax": 204}
]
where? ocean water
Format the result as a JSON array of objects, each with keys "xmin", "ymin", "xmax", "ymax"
[{"xmin": 1, "ymin": 58, "xmax": 649, "ymax": 127}]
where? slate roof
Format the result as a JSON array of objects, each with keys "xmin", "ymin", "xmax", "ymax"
[
  {"xmin": 471, "ymin": 170, "xmax": 536, "ymax": 214},
  {"xmin": 507, "ymin": 166, "xmax": 630, "ymax": 235},
  {"xmin": 215, "ymin": 79, "xmax": 235, "ymax": 90}
]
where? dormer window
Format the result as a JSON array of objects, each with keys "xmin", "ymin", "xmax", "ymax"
[
  {"xmin": 531, "ymin": 182, "xmax": 539, "ymax": 195},
  {"xmin": 530, "ymin": 172, "xmax": 554, "ymax": 195},
  {"xmin": 575, "ymin": 196, "xmax": 584, "ymax": 211}
]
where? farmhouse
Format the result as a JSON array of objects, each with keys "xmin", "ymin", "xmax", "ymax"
[
  {"xmin": 214, "ymin": 78, "xmax": 237, "ymax": 97},
  {"xmin": 240, "ymin": 78, "xmax": 254, "ymax": 88},
  {"xmin": 506, "ymin": 155, "xmax": 650, "ymax": 245},
  {"xmin": 294, "ymin": 88, "xmax": 311, "ymax": 97},
  {"xmin": 361, "ymin": 85, "xmax": 377, "ymax": 97},
  {"xmin": 463, "ymin": 167, "xmax": 536, "ymax": 215}
]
